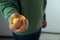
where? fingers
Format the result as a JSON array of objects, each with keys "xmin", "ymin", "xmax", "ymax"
[
  {"xmin": 9, "ymin": 13, "xmax": 20, "ymax": 24},
  {"xmin": 25, "ymin": 19, "xmax": 29, "ymax": 27},
  {"xmin": 14, "ymin": 18, "xmax": 22, "ymax": 29},
  {"xmin": 20, "ymin": 20, "xmax": 27, "ymax": 32},
  {"xmin": 13, "ymin": 21, "xmax": 24, "ymax": 32},
  {"xmin": 14, "ymin": 19, "xmax": 29, "ymax": 32},
  {"xmin": 9, "ymin": 13, "xmax": 21, "ymax": 30},
  {"xmin": 42, "ymin": 20, "xmax": 47, "ymax": 28}
]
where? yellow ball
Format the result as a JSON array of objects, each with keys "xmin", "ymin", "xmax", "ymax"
[
  {"xmin": 20, "ymin": 15, "xmax": 25, "ymax": 20},
  {"xmin": 13, "ymin": 15, "xmax": 26, "ymax": 24},
  {"xmin": 13, "ymin": 18, "xmax": 19, "ymax": 24}
]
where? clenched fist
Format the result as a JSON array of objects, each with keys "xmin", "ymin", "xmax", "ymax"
[
  {"xmin": 42, "ymin": 20, "xmax": 47, "ymax": 28},
  {"xmin": 9, "ymin": 13, "xmax": 29, "ymax": 32}
]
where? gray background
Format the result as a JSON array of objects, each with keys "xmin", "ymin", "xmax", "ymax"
[{"xmin": 0, "ymin": 11, "xmax": 12, "ymax": 36}]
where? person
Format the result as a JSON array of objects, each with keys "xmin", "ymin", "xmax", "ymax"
[{"xmin": 0, "ymin": 0, "xmax": 47, "ymax": 40}]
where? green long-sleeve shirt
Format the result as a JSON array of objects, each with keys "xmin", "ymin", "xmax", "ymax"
[{"xmin": 0, "ymin": 0, "xmax": 47, "ymax": 35}]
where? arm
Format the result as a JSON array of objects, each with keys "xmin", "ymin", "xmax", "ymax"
[
  {"xmin": 0, "ymin": 0, "xmax": 19, "ymax": 22},
  {"xmin": 0, "ymin": 0, "xmax": 28, "ymax": 32},
  {"xmin": 42, "ymin": 0, "xmax": 47, "ymax": 28},
  {"xmin": 43, "ymin": 0, "xmax": 47, "ymax": 20}
]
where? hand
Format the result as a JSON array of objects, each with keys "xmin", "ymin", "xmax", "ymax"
[
  {"xmin": 9, "ymin": 13, "xmax": 29, "ymax": 32},
  {"xmin": 42, "ymin": 20, "xmax": 47, "ymax": 28}
]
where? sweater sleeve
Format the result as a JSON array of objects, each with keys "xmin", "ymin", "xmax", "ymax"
[
  {"xmin": 43, "ymin": 0, "xmax": 47, "ymax": 20},
  {"xmin": 0, "ymin": 0, "xmax": 20, "ymax": 22}
]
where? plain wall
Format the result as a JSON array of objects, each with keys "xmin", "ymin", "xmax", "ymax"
[{"xmin": 42, "ymin": 0, "xmax": 60, "ymax": 33}]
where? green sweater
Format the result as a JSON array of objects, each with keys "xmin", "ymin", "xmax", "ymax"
[{"xmin": 0, "ymin": 0, "xmax": 47, "ymax": 35}]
